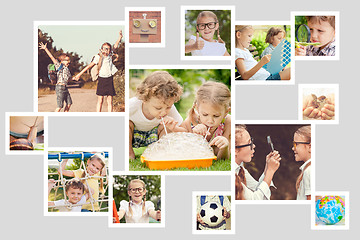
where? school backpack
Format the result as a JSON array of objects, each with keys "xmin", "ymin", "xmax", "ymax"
[{"xmin": 47, "ymin": 63, "xmax": 63, "ymax": 84}]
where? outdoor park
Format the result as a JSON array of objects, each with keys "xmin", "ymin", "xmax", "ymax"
[
  {"xmin": 37, "ymin": 25, "xmax": 125, "ymax": 112},
  {"xmin": 129, "ymin": 69, "xmax": 231, "ymax": 171}
]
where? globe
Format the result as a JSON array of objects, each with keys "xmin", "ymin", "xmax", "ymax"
[{"xmin": 316, "ymin": 196, "xmax": 345, "ymax": 225}]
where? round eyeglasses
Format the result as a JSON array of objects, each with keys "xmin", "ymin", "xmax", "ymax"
[
  {"xmin": 235, "ymin": 138, "xmax": 254, "ymax": 150},
  {"xmin": 197, "ymin": 22, "xmax": 217, "ymax": 30},
  {"xmin": 293, "ymin": 141, "xmax": 310, "ymax": 149},
  {"xmin": 129, "ymin": 187, "xmax": 144, "ymax": 193}
]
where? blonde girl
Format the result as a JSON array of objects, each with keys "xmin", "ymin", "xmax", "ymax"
[
  {"xmin": 261, "ymin": 27, "xmax": 286, "ymax": 57},
  {"xmin": 117, "ymin": 179, "xmax": 161, "ymax": 223},
  {"xmin": 292, "ymin": 125, "xmax": 312, "ymax": 200},
  {"xmin": 185, "ymin": 11, "xmax": 230, "ymax": 56},
  {"xmin": 235, "ymin": 25, "xmax": 290, "ymax": 80},
  {"xmin": 234, "ymin": 124, "xmax": 281, "ymax": 200},
  {"xmin": 59, "ymin": 153, "xmax": 107, "ymax": 212},
  {"xmin": 181, "ymin": 81, "xmax": 231, "ymax": 160}
]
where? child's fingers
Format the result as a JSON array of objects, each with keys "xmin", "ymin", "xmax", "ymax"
[{"xmin": 196, "ymin": 32, "xmax": 200, "ymax": 41}]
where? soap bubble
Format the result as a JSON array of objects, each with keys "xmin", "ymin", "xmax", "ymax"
[{"xmin": 142, "ymin": 132, "xmax": 215, "ymax": 160}]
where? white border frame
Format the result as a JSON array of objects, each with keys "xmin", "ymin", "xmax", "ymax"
[
  {"xmin": 5, "ymin": 112, "xmax": 47, "ymax": 155},
  {"xmin": 125, "ymin": 7, "xmax": 165, "ymax": 48},
  {"xmin": 192, "ymin": 191, "xmax": 235, "ymax": 235},
  {"xmin": 180, "ymin": 5, "xmax": 235, "ymax": 61},
  {"xmin": 291, "ymin": 11, "xmax": 340, "ymax": 61},
  {"xmin": 298, "ymin": 84, "xmax": 339, "ymax": 124},
  {"xmin": 233, "ymin": 21, "xmax": 295, "ymax": 86},
  {"xmin": 44, "ymin": 147, "xmax": 113, "ymax": 217},
  {"xmin": 108, "ymin": 171, "xmax": 165, "ymax": 228},
  {"xmin": 126, "ymin": 64, "xmax": 232, "ymax": 175},
  {"xmin": 34, "ymin": 20, "xmax": 126, "ymax": 116},
  {"xmin": 311, "ymin": 191, "xmax": 349, "ymax": 230},
  {"xmin": 232, "ymin": 120, "xmax": 315, "ymax": 204}
]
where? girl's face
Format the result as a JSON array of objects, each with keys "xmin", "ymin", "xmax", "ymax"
[
  {"xmin": 308, "ymin": 19, "xmax": 335, "ymax": 48},
  {"xmin": 66, "ymin": 187, "xmax": 83, "ymax": 204},
  {"xmin": 271, "ymin": 32, "xmax": 285, "ymax": 47},
  {"xmin": 197, "ymin": 101, "xmax": 228, "ymax": 131},
  {"xmin": 86, "ymin": 159, "xmax": 103, "ymax": 176},
  {"xmin": 128, "ymin": 182, "xmax": 146, "ymax": 204},
  {"xmin": 235, "ymin": 129, "xmax": 255, "ymax": 165},
  {"xmin": 236, "ymin": 28, "xmax": 254, "ymax": 49},
  {"xmin": 101, "ymin": 44, "xmax": 111, "ymax": 56},
  {"xmin": 142, "ymin": 96, "xmax": 175, "ymax": 120},
  {"xmin": 292, "ymin": 133, "xmax": 311, "ymax": 162},
  {"xmin": 196, "ymin": 16, "xmax": 218, "ymax": 42}
]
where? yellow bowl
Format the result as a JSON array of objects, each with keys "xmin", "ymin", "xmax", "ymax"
[{"xmin": 140, "ymin": 155, "xmax": 217, "ymax": 170}]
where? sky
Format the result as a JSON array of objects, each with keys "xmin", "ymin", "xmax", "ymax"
[{"xmin": 39, "ymin": 24, "xmax": 125, "ymax": 64}]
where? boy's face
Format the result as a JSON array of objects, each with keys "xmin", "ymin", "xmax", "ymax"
[
  {"xmin": 66, "ymin": 187, "xmax": 83, "ymax": 204},
  {"xmin": 308, "ymin": 19, "xmax": 335, "ymax": 48},
  {"xmin": 142, "ymin": 96, "xmax": 175, "ymax": 120},
  {"xmin": 61, "ymin": 57, "xmax": 71, "ymax": 67},
  {"xmin": 196, "ymin": 16, "xmax": 218, "ymax": 42}
]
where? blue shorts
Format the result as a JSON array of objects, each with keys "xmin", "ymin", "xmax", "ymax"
[
  {"xmin": 55, "ymin": 85, "xmax": 72, "ymax": 108},
  {"xmin": 266, "ymin": 72, "xmax": 281, "ymax": 81}
]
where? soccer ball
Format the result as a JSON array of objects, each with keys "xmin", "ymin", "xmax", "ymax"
[
  {"xmin": 199, "ymin": 201, "xmax": 224, "ymax": 227},
  {"xmin": 316, "ymin": 196, "xmax": 345, "ymax": 225}
]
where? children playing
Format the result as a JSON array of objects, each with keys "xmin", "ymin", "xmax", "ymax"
[
  {"xmin": 58, "ymin": 153, "xmax": 107, "ymax": 212},
  {"xmin": 48, "ymin": 178, "xmax": 90, "ymax": 212},
  {"xmin": 181, "ymin": 81, "xmax": 231, "ymax": 160},
  {"xmin": 292, "ymin": 125, "xmax": 311, "ymax": 200},
  {"xmin": 116, "ymin": 179, "xmax": 161, "ymax": 223},
  {"xmin": 74, "ymin": 30, "xmax": 123, "ymax": 112},
  {"xmin": 235, "ymin": 25, "xmax": 291, "ymax": 80},
  {"xmin": 129, "ymin": 71, "xmax": 185, "ymax": 159},
  {"xmin": 295, "ymin": 16, "xmax": 335, "ymax": 56},
  {"xmin": 185, "ymin": 11, "xmax": 230, "ymax": 56},
  {"xmin": 261, "ymin": 27, "xmax": 286, "ymax": 57},
  {"xmin": 39, "ymin": 42, "xmax": 76, "ymax": 112}
]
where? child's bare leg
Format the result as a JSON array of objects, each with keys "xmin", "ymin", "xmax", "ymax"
[
  {"xmin": 55, "ymin": 107, "xmax": 62, "ymax": 112},
  {"xmin": 279, "ymin": 68, "xmax": 291, "ymax": 80},
  {"xmin": 107, "ymin": 96, "xmax": 113, "ymax": 112},
  {"xmin": 64, "ymin": 104, "xmax": 71, "ymax": 112},
  {"xmin": 129, "ymin": 120, "xmax": 135, "ymax": 159},
  {"xmin": 96, "ymin": 96, "xmax": 104, "ymax": 112}
]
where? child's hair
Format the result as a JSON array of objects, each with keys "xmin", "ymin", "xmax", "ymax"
[
  {"xmin": 196, "ymin": 11, "xmax": 218, "ymax": 24},
  {"xmin": 189, "ymin": 81, "xmax": 231, "ymax": 124},
  {"xmin": 58, "ymin": 53, "xmax": 70, "ymax": 62},
  {"xmin": 65, "ymin": 178, "xmax": 85, "ymax": 193},
  {"xmin": 306, "ymin": 16, "xmax": 335, "ymax": 29},
  {"xmin": 265, "ymin": 27, "xmax": 285, "ymax": 44},
  {"xmin": 235, "ymin": 25, "xmax": 253, "ymax": 48},
  {"xmin": 295, "ymin": 125, "xmax": 311, "ymax": 193},
  {"xmin": 136, "ymin": 71, "xmax": 183, "ymax": 103},
  {"xmin": 81, "ymin": 153, "xmax": 106, "ymax": 195},
  {"xmin": 127, "ymin": 179, "xmax": 146, "ymax": 217},
  {"xmin": 235, "ymin": 124, "xmax": 247, "ymax": 200},
  {"xmin": 102, "ymin": 42, "xmax": 112, "ymax": 51}
]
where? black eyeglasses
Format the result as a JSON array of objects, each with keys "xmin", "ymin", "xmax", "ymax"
[
  {"xmin": 129, "ymin": 187, "xmax": 144, "ymax": 193},
  {"xmin": 197, "ymin": 22, "xmax": 218, "ymax": 30},
  {"xmin": 293, "ymin": 141, "xmax": 310, "ymax": 148},
  {"xmin": 235, "ymin": 138, "xmax": 254, "ymax": 150}
]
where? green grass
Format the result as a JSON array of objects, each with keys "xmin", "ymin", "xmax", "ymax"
[{"xmin": 129, "ymin": 147, "xmax": 231, "ymax": 171}]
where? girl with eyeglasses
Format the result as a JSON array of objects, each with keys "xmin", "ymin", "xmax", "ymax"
[
  {"xmin": 116, "ymin": 179, "xmax": 161, "ymax": 223},
  {"xmin": 185, "ymin": 11, "xmax": 230, "ymax": 56},
  {"xmin": 292, "ymin": 125, "xmax": 312, "ymax": 200},
  {"xmin": 234, "ymin": 124, "xmax": 281, "ymax": 200}
]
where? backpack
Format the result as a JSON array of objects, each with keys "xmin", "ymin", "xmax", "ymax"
[
  {"xmin": 200, "ymin": 195, "xmax": 224, "ymax": 206},
  {"xmin": 47, "ymin": 63, "xmax": 63, "ymax": 84}
]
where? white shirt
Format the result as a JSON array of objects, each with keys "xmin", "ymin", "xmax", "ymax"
[
  {"xmin": 52, "ymin": 195, "xmax": 87, "ymax": 212},
  {"xmin": 92, "ymin": 54, "xmax": 118, "ymax": 78},
  {"xmin": 189, "ymin": 35, "xmax": 226, "ymax": 56},
  {"xmin": 119, "ymin": 200, "xmax": 155, "ymax": 223},
  {"xmin": 235, "ymin": 48, "xmax": 270, "ymax": 80},
  {"xmin": 129, "ymin": 97, "xmax": 183, "ymax": 132},
  {"xmin": 297, "ymin": 159, "xmax": 311, "ymax": 200},
  {"xmin": 235, "ymin": 163, "xmax": 275, "ymax": 200}
]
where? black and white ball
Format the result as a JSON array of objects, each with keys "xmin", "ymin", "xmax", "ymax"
[{"xmin": 199, "ymin": 201, "xmax": 224, "ymax": 227}]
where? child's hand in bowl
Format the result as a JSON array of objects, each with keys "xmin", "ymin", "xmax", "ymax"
[
  {"xmin": 192, "ymin": 123, "xmax": 208, "ymax": 136},
  {"xmin": 161, "ymin": 116, "xmax": 178, "ymax": 132},
  {"xmin": 209, "ymin": 136, "xmax": 229, "ymax": 149}
]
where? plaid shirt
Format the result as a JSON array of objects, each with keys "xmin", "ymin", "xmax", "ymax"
[
  {"xmin": 54, "ymin": 62, "xmax": 72, "ymax": 85},
  {"xmin": 306, "ymin": 39, "xmax": 336, "ymax": 56}
]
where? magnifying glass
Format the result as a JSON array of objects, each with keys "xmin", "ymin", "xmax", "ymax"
[{"xmin": 296, "ymin": 24, "xmax": 311, "ymax": 43}]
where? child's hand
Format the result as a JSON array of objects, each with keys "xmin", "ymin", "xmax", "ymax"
[
  {"xmin": 48, "ymin": 179, "xmax": 56, "ymax": 189},
  {"xmin": 194, "ymin": 32, "xmax": 205, "ymax": 50},
  {"xmin": 197, "ymin": 213, "xmax": 205, "ymax": 224},
  {"xmin": 303, "ymin": 95, "xmax": 321, "ymax": 119},
  {"xmin": 156, "ymin": 210, "xmax": 161, "ymax": 222},
  {"xmin": 320, "ymin": 93, "xmax": 335, "ymax": 120},
  {"xmin": 209, "ymin": 136, "xmax": 229, "ymax": 149},
  {"xmin": 217, "ymin": 29, "xmax": 225, "ymax": 44},
  {"xmin": 260, "ymin": 54, "xmax": 271, "ymax": 65},
  {"xmin": 265, "ymin": 150, "xmax": 281, "ymax": 174},
  {"xmin": 72, "ymin": 75, "xmax": 80, "ymax": 81},
  {"xmin": 223, "ymin": 207, "xmax": 230, "ymax": 218},
  {"xmin": 39, "ymin": 42, "xmax": 47, "ymax": 50},
  {"xmin": 192, "ymin": 123, "xmax": 208, "ymax": 136},
  {"xmin": 119, "ymin": 30, "xmax": 123, "ymax": 39},
  {"xmin": 162, "ymin": 116, "xmax": 178, "ymax": 132},
  {"xmin": 295, "ymin": 45, "xmax": 306, "ymax": 56}
]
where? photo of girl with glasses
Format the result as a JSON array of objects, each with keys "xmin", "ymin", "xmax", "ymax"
[
  {"xmin": 292, "ymin": 125, "xmax": 312, "ymax": 200},
  {"xmin": 234, "ymin": 124, "xmax": 281, "ymax": 200},
  {"xmin": 113, "ymin": 177, "xmax": 161, "ymax": 223},
  {"xmin": 185, "ymin": 10, "xmax": 230, "ymax": 56}
]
